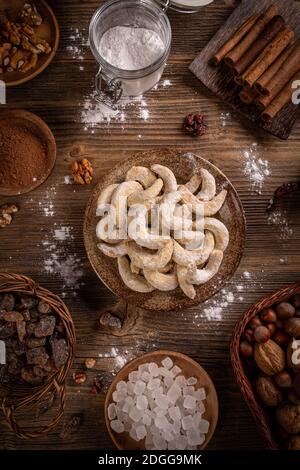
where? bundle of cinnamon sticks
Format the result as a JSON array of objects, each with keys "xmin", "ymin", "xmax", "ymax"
[{"xmin": 211, "ymin": 4, "xmax": 300, "ymax": 122}]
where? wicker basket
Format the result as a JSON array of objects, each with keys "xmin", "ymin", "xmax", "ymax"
[
  {"xmin": 230, "ymin": 281, "xmax": 300, "ymax": 450},
  {"xmin": 0, "ymin": 273, "xmax": 76, "ymax": 439}
]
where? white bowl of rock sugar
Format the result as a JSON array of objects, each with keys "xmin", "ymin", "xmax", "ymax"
[
  {"xmin": 89, "ymin": 0, "xmax": 172, "ymax": 108},
  {"xmin": 104, "ymin": 350, "xmax": 219, "ymax": 450}
]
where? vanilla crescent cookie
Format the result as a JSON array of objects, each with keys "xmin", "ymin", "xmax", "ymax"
[
  {"xmin": 197, "ymin": 169, "xmax": 216, "ymax": 201},
  {"xmin": 143, "ymin": 269, "xmax": 178, "ymax": 291},
  {"xmin": 187, "ymin": 249, "xmax": 224, "ymax": 285},
  {"xmin": 177, "ymin": 265, "xmax": 196, "ymax": 300},
  {"xmin": 125, "ymin": 166, "xmax": 157, "ymax": 189},
  {"xmin": 127, "ymin": 239, "xmax": 173, "ymax": 271},
  {"xmin": 117, "ymin": 256, "xmax": 155, "ymax": 293},
  {"xmin": 151, "ymin": 164, "xmax": 177, "ymax": 193}
]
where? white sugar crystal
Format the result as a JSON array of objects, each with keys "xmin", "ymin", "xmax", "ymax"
[
  {"xmin": 141, "ymin": 371, "xmax": 151, "ymax": 382},
  {"xmin": 143, "ymin": 413, "xmax": 152, "ymax": 426},
  {"xmin": 168, "ymin": 440, "xmax": 177, "ymax": 450},
  {"xmin": 136, "ymin": 424, "xmax": 147, "ymax": 440},
  {"xmin": 127, "ymin": 382, "xmax": 134, "ymax": 395},
  {"xmin": 183, "ymin": 386, "xmax": 194, "ymax": 396},
  {"xmin": 155, "ymin": 415, "xmax": 169, "ymax": 430},
  {"xmin": 129, "ymin": 407, "xmax": 143, "ymax": 423},
  {"xmin": 187, "ymin": 429, "xmax": 205, "ymax": 446},
  {"xmin": 148, "ymin": 362, "xmax": 159, "ymax": 377},
  {"xmin": 154, "ymin": 406, "xmax": 167, "ymax": 416},
  {"xmin": 129, "ymin": 426, "xmax": 138, "ymax": 441},
  {"xmin": 199, "ymin": 419, "xmax": 210, "ymax": 434},
  {"xmin": 186, "ymin": 377, "xmax": 197, "ymax": 386},
  {"xmin": 194, "ymin": 388, "xmax": 206, "ymax": 401},
  {"xmin": 116, "ymin": 380, "xmax": 127, "ymax": 391},
  {"xmin": 175, "ymin": 375, "xmax": 186, "ymax": 387},
  {"xmin": 167, "ymin": 383, "xmax": 181, "ymax": 404},
  {"xmin": 137, "ymin": 395, "xmax": 148, "ymax": 410},
  {"xmin": 182, "ymin": 415, "xmax": 194, "ymax": 430},
  {"xmin": 175, "ymin": 435, "xmax": 188, "ymax": 450},
  {"xmin": 124, "ymin": 421, "xmax": 131, "ymax": 431},
  {"xmin": 147, "ymin": 378, "xmax": 161, "ymax": 390},
  {"xmin": 197, "ymin": 401, "xmax": 205, "ymax": 414},
  {"xmin": 148, "ymin": 397, "xmax": 156, "ymax": 409},
  {"xmin": 162, "ymin": 357, "xmax": 173, "ymax": 370},
  {"xmin": 145, "ymin": 434, "xmax": 153, "ymax": 450},
  {"xmin": 183, "ymin": 395, "xmax": 196, "ymax": 409},
  {"xmin": 122, "ymin": 401, "xmax": 132, "ymax": 413},
  {"xmin": 164, "ymin": 376, "xmax": 174, "ymax": 388},
  {"xmin": 173, "ymin": 419, "xmax": 181, "ymax": 434},
  {"xmin": 193, "ymin": 412, "xmax": 203, "ymax": 427},
  {"xmin": 152, "ymin": 386, "xmax": 163, "ymax": 399},
  {"xmin": 171, "ymin": 365, "xmax": 181, "ymax": 377},
  {"xmin": 110, "ymin": 419, "xmax": 124, "ymax": 434},
  {"xmin": 168, "ymin": 405, "xmax": 181, "ymax": 422},
  {"xmin": 153, "ymin": 434, "xmax": 167, "ymax": 450},
  {"xmin": 158, "ymin": 367, "xmax": 172, "ymax": 377},
  {"xmin": 125, "ymin": 396, "xmax": 134, "ymax": 405},
  {"xmin": 139, "ymin": 363, "xmax": 149, "ymax": 374},
  {"xmin": 128, "ymin": 371, "xmax": 140, "ymax": 382},
  {"xmin": 134, "ymin": 380, "xmax": 146, "ymax": 395},
  {"xmin": 112, "ymin": 390, "xmax": 125, "ymax": 403},
  {"xmin": 150, "ymin": 424, "xmax": 160, "ymax": 436},
  {"xmin": 108, "ymin": 403, "xmax": 116, "ymax": 420},
  {"xmin": 156, "ymin": 394, "xmax": 169, "ymax": 410},
  {"xmin": 163, "ymin": 430, "xmax": 174, "ymax": 442}
]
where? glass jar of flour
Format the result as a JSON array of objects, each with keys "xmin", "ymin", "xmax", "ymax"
[{"xmin": 89, "ymin": 0, "xmax": 172, "ymax": 108}]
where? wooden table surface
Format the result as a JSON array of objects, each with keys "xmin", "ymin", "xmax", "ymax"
[{"xmin": 0, "ymin": 0, "xmax": 300, "ymax": 450}]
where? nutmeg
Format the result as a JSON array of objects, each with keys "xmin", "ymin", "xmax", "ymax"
[
  {"xmin": 284, "ymin": 318, "xmax": 300, "ymax": 338},
  {"xmin": 274, "ymin": 370, "xmax": 293, "ymax": 388},
  {"xmin": 239, "ymin": 341, "xmax": 253, "ymax": 358},
  {"xmin": 256, "ymin": 376, "xmax": 283, "ymax": 407},
  {"xmin": 276, "ymin": 403, "xmax": 300, "ymax": 434},
  {"xmin": 254, "ymin": 340, "xmax": 285, "ymax": 375},
  {"xmin": 254, "ymin": 326, "xmax": 271, "ymax": 344},
  {"xmin": 260, "ymin": 308, "xmax": 277, "ymax": 323},
  {"xmin": 276, "ymin": 302, "xmax": 296, "ymax": 320}
]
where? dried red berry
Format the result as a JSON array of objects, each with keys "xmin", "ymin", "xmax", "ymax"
[{"xmin": 183, "ymin": 113, "xmax": 207, "ymax": 137}]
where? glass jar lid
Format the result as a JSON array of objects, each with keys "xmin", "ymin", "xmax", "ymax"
[{"xmin": 159, "ymin": 0, "xmax": 214, "ymax": 13}]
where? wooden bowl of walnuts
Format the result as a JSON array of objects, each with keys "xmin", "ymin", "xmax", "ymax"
[
  {"xmin": 0, "ymin": 272, "xmax": 76, "ymax": 438},
  {"xmin": 231, "ymin": 282, "xmax": 300, "ymax": 450}
]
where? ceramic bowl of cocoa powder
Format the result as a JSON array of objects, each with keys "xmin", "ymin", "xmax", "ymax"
[{"xmin": 0, "ymin": 109, "xmax": 56, "ymax": 195}]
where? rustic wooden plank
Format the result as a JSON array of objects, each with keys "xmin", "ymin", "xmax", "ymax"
[
  {"xmin": 190, "ymin": 0, "xmax": 300, "ymax": 139},
  {"xmin": 0, "ymin": 0, "xmax": 299, "ymax": 450}
]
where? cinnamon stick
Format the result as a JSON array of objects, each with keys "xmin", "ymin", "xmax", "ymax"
[
  {"xmin": 232, "ymin": 16, "xmax": 285, "ymax": 76},
  {"xmin": 261, "ymin": 70, "xmax": 300, "ymax": 121},
  {"xmin": 224, "ymin": 4, "xmax": 279, "ymax": 66},
  {"xmin": 255, "ymin": 40, "xmax": 300, "ymax": 109},
  {"xmin": 239, "ymin": 85, "xmax": 258, "ymax": 104},
  {"xmin": 254, "ymin": 44, "xmax": 294, "ymax": 96},
  {"xmin": 242, "ymin": 28, "xmax": 294, "ymax": 88},
  {"xmin": 211, "ymin": 13, "xmax": 259, "ymax": 66}
]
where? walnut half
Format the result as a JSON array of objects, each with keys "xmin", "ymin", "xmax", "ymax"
[{"xmin": 72, "ymin": 159, "xmax": 94, "ymax": 185}]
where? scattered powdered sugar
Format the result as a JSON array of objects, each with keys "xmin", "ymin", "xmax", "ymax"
[
  {"xmin": 64, "ymin": 175, "xmax": 72, "ymax": 185},
  {"xmin": 243, "ymin": 271, "xmax": 251, "ymax": 279},
  {"xmin": 67, "ymin": 27, "xmax": 89, "ymax": 65},
  {"xmin": 267, "ymin": 209, "xmax": 293, "ymax": 240},
  {"xmin": 242, "ymin": 143, "xmax": 271, "ymax": 194},
  {"xmin": 54, "ymin": 226, "xmax": 74, "ymax": 242},
  {"xmin": 38, "ymin": 185, "xmax": 57, "ymax": 217},
  {"xmin": 219, "ymin": 112, "xmax": 231, "ymax": 127},
  {"xmin": 153, "ymin": 79, "xmax": 172, "ymax": 90}
]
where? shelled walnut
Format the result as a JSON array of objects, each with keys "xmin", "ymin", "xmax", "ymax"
[
  {"xmin": 72, "ymin": 159, "xmax": 94, "ymax": 185},
  {"xmin": 0, "ymin": 203, "xmax": 18, "ymax": 228},
  {"xmin": 0, "ymin": 3, "xmax": 52, "ymax": 75}
]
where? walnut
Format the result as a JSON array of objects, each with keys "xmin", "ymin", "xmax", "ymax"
[
  {"xmin": 254, "ymin": 339, "xmax": 286, "ymax": 375},
  {"xmin": 255, "ymin": 376, "xmax": 283, "ymax": 407},
  {"xmin": 20, "ymin": 3, "xmax": 43, "ymax": 27},
  {"xmin": 276, "ymin": 403, "xmax": 300, "ymax": 434},
  {"xmin": 21, "ymin": 52, "xmax": 37, "ymax": 73},
  {"xmin": 0, "ymin": 204, "xmax": 18, "ymax": 228},
  {"xmin": 72, "ymin": 159, "xmax": 94, "ymax": 185}
]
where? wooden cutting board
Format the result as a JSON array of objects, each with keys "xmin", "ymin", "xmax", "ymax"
[{"xmin": 189, "ymin": 0, "xmax": 300, "ymax": 140}]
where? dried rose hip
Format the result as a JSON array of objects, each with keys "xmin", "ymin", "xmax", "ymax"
[{"xmin": 183, "ymin": 113, "xmax": 207, "ymax": 137}]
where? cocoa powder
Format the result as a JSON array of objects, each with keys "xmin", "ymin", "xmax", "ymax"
[{"xmin": 0, "ymin": 118, "xmax": 48, "ymax": 191}]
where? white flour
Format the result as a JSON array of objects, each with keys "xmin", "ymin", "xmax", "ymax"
[
  {"xmin": 99, "ymin": 26, "xmax": 164, "ymax": 71},
  {"xmin": 267, "ymin": 209, "xmax": 293, "ymax": 240},
  {"xmin": 242, "ymin": 143, "xmax": 271, "ymax": 194}
]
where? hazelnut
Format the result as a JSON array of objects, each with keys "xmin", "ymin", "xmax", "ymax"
[
  {"xmin": 260, "ymin": 308, "xmax": 277, "ymax": 323},
  {"xmin": 239, "ymin": 341, "xmax": 253, "ymax": 358},
  {"xmin": 243, "ymin": 328, "xmax": 254, "ymax": 343},
  {"xmin": 274, "ymin": 371, "xmax": 293, "ymax": 388},
  {"xmin": 256, "ymin": 376, "xmax": 282, "ymax": 407},
  {"xmin": 273, "ymin": 329, "xmax": 290, "ymax": 346},
  {"xmin": 275, "ymin": 319, "xmax": 284, "ymax": 329},
  {"xmin": 85, "ymin": 358, "xmax": 96, "ymax": 369},
  {"xmin": 287, "ymin": 389, "xmax": 300, "ymax": 405},
  {"xmin": 284, "ymin": 318, "xmax": 300, "ymax": 338},
  {"xmin": 287, "ymin": 436, "xmax": 300, "ymax": 450},
  {"xmin": 248, "ymin": 315, "xmax": 262, "ymax": 330},
  {"xmin": 73, "ymin": 372, "xmax": 87, "ymax": 385},
  {"xmin": 266, "ymin": 323, "xmax": 276, "ymax": 336},
  {"xmin": 291, "ymin": 294, "xmax": 300, "ymax": 308},
  {"xmin": 294, "ymin": 373, "xmax": 300, "ymax": 397},
  {"xmin": 276, "ymin": 403, "xmax": 300, "ymax": 434},
  {"xmin": 254, "ymin": 326, "xmax": 271, "ymax": 344},
  {"xmin": 276, "ymin": 302, "xmax": 296, "ymax": 320}
]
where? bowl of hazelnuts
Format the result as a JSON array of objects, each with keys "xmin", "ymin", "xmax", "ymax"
[{"xmin": 231, "ymin": 282, "xmax": 300, "ymax": 450}]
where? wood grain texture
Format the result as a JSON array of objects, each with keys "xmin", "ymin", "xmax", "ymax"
[
  {"xmin": 0, "ymin": 0, "xmax": 299, "ymax": 450},
  {"xmin": 190, "ymin": 0, "xmax": 300, "ymax": 139}
]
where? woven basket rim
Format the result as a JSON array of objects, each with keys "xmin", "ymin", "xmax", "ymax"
[
  {"xmin": 0, "ymin": 272, "xmax": 76, "ymax": 438},
  {"xmin": 230, "ymin": 281, "xmax": 300, "ymax": 450}
]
